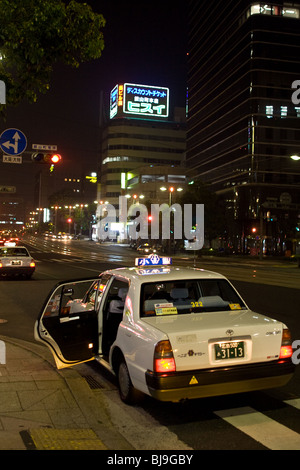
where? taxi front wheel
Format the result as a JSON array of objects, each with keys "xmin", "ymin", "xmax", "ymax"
[{"xmin": 118, "ymin": 360, "xmax": 143, "ymax": 405}]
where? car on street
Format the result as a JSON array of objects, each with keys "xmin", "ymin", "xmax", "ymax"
[
  {"xmin": 137, "ymin": 243, "xmax": 157, "ymax": 254},
  {"xmin": 0, "ymin": 245, "xmax": 36, "ymax": 278},
  {"xmin": 0, "ymin": 231, "xmax": 21, "ymax": 246},
  {"xmin": 34, "ymin": 255, "xmax": 295, "ymax": 404}
]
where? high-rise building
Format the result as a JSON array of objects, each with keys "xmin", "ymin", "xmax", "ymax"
[
  {"xmin": 94, "ymin": 83, "xmax": 187, "ymax": 241},
  {"xmin": 187, "ymin": 1, "xmax": 300, "ymax": 254}
]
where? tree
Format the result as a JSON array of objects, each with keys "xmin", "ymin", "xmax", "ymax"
[{"xmin": 0, "ymin": 0, "xmax": 105, "ymax": 107}]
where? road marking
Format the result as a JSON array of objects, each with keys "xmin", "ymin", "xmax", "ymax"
[
  {"xmin": 284, "ymin": 398, "xmax": 300, "ymax": 410},
  {"xmin": 214, "ymin": 406, "xmax": 300, "ymax": 450}
]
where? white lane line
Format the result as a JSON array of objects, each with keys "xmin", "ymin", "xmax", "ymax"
[
  {"xmin": 214, "ymin": 406, "xmax": 300, "ymax": 450},
  {"xmin": 284, "ymin": 398, "xmax": 300, "ymax": 410}
]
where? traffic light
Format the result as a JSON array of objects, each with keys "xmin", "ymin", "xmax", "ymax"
[{"xmin": 31, "ymin": 152, "xmax": 62, "ymax": 164}]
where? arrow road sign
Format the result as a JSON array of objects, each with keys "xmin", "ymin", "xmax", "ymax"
[{"xmin": 0, "ymin": 128, "xmax": 27, "ymax": 155}]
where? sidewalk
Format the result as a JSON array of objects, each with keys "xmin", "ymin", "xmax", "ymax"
[{"xmin": 0, "ymin": 335, "xmax": 134, "ymax": 450}]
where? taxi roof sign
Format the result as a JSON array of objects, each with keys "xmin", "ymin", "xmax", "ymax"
[{"xmin": 135, "ymin": 254, "xmax": 172, "ymax": 267}]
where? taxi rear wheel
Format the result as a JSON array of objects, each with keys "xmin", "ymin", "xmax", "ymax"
[{"xmin": 118, "ymin": 360, "xmax": 142, "ymax": 405}]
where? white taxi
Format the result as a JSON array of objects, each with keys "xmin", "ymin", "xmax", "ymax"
[
  {"xmin": 0, "ymin": 246, "xmax": 36, "ymax": 279},
  {"xmin": 34, "ymin": 255, "xmax": 295, "ymax": 404}
]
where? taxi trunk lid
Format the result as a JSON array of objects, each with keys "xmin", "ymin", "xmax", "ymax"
[{"xmin": 143, "ymin": 310, "xmax": 284, "ymax": 371}]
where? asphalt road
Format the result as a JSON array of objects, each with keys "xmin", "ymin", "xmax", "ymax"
[{"xmin": 0, "ymin": 235, "xmax": 299, "ymax": 450}]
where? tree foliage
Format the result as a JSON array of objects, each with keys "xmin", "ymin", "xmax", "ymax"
[{"xmin": 0, "ymin": 0, "xmax": 105, "ymax": 107}]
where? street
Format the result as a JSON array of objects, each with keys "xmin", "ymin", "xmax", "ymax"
[{"xmin": 0, "ymin": 235, "xmax": 299, "ymax": 450}]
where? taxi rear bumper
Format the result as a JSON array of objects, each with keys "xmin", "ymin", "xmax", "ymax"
[
  {"xmin": 145, "ymin": 359, "xmax": 295, "ymax": 402},
  {"xmin": 0, "ymin": 266, "xmax": 35, "ymax": 277}
]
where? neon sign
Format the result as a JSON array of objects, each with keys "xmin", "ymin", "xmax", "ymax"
[
  {"xmin": 124, "ymin": 83, "xmax": 169, "ymax": 118},
  {"xmin": 110, "ymin": 83, "xmax": 169, "ymax": 119},
  {"xmin": 110, "ymin": 84, "xmax": 118, "ymax": 119}
]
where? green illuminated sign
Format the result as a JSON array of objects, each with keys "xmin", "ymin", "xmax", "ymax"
[{"xmin": 123, "ymin": 83, "xmax": 169, "ymax": 118}]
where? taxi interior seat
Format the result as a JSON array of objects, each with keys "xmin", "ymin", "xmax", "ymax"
[
  {"xmin": 105, "ymin": 287, "xmax": 128, "ymax": 351},
  {"xmin": 108, "ymin": 287, "xmax": 127, "ymax": 314},
  {"xmin": 170, "ymin": 287, "xmax": 191, "ymax": 306},
  {"xmin": 144, "ymin": 298, "xmax": 170, "ymax": 315},
  {"xmin": 198, "ymin": 295, "xmax": 229, "ymax": 309}
]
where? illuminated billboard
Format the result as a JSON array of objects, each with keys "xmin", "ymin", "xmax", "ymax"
[
  {"xmin": 110, "ymin": 83, "xmax": 169, "ymax": 119},
  {"xmin": 110, "ymin": 84, "xmax": 118, "ymax": 119}
]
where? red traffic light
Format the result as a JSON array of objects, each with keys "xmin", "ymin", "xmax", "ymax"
[
  {"xmin": 31, "ymin": 152, "xmax": 62, "ymax": 164},
  {"xmin": 50, "ymin": 154, "xmax": 62, "ymax": 164}
]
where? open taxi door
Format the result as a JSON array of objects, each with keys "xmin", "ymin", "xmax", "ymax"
[{"xmin": 34, "ymin": 278, "xmax": 103, "ymax": 369}]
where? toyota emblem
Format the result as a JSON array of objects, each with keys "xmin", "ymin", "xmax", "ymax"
[{"xmin": 226, "ymin": 329, "xmax": 234, "ymax": 337}]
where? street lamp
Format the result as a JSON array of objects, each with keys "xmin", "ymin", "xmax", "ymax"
[{"xmin": 290, "ymin": 154, "xmax": 300, "ymax": 161}]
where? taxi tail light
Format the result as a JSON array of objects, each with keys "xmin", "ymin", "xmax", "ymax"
[
  {"xmin": 280, "ymin": 328, "xmax": 293, "ymax": 359},
  {"xmin": 0, "ymin": 262, "xmax": 2, "ymax": 268},
  {"xmin": 154, "ymin": 340, "xmax": 176, "ymax": 373},
  {"xmin": 30, "ymin": 259, "xmax": 35, "ymax": 268}
]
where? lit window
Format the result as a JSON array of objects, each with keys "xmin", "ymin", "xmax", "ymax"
[
  {"xmin": 250, "ymin": 4, "xmax": 261, "ymax": 15},
  {"xmin": 260, "ymin": 4, "xmax": 272, "ymax": 14},
  {"xmin": 282, "ymin": 7, "xmax": 299, "ymax": 18},
  {"xmin": 249, "ymin": 4, "xmax": 299, "ymax": 18},
  {"xmin": 281, "ymin": 106, "xmax": 288, "ymax": 118},
  {"xmin": 295, "ymin": 107, "xmax": 300, "ymax": 117},
  {"xmin": 266, "ymin": 105, "xmax": 273, "ymax": 118}
]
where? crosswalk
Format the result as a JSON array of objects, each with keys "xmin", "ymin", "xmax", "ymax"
[
  {"xmin": 84, "ymin": 360, "xmax": 300, "ymax": 450},
  {"xmin": 215, "ymin": 401, "xmax": 300, "ymax": 450},
  {"xmin": 98, "ymin": 386, "xmax": 300, "ymax": 450}
]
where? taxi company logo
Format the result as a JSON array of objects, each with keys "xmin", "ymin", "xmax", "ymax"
[
  {"xmin": 226, "ymin": 329, "xmax": 234, "ymax": 337},
  {"xmin": 0, "ymin": 340, "xmax": 6, "ymax": 364},
  {"xmin": 97, "ymin": 196, "xmax": 204, "ymax": 250}
]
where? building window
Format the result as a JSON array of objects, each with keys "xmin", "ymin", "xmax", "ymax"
[
  {"xmin": 281, "ymin": 106, "xmax": 288, "ymax": 118},
  {"xmin": 266, "ymin": 105, "xmax": 273, "ymax": 118},
  {"xmin": 282, "ymin": 6, "xmax": 300, "ymax": 18},
  {"xmin": 249, "ymin": 4, "xmax": 299, "ymax": 18},
  {"xmin": 167, "ymin": 175, "xmax": 186, "ymax": 183}
]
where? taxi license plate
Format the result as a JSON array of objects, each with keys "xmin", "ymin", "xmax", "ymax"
[
  {"xmin": 215, "ymin": 341, "xmax": 244, "ymax": 360},
  {"xmin": 11, "ymin": 260, "xmax": 21, "ymax": 265}
]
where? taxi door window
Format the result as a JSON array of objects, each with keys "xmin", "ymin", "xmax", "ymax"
[
  {"xmin": 41, "ymin": 279, "xmax": 103, "ymax": 362},
  {"xmin": 43, "ymin": 278, "xmax": 110, "ymax": 319},
  {"xmin": 83, "ymin": 274, "xmax": 111, "ymax": 312}
]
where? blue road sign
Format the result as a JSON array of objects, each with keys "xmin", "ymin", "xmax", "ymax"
[{"xmin": 0, "ymin": 128, "xmax": 27, "ymax": 155}]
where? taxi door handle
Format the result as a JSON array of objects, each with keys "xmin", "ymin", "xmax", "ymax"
[{"xmin": 60, "ymin": 316, "xmax": 80, "ymax": 323}]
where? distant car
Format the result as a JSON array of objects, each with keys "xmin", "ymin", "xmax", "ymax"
[
  {"xmin": 0, "ymin": 246, "xmax": 36, "ymax": 279},
  {"xmin": 34, "ymin": 255, "xmax": 295, "ymax": 405},
  {"xmin": 1, "ymin": 231, "xmax": 21, "ymax": 246},
  {"xmin": 137, "ymin": 243, "xmax": 156, "ymax": 254}
]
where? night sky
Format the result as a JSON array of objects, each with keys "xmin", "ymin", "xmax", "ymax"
[{"xmin": 1, "ymin": 0, "xmax": 187, "ymax": 203}]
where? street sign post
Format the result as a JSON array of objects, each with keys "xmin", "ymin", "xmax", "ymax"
[
  {"xmin": 0, "ymin": 128, "xmax": 27, "ymax": 155},
  {"xmin": 32, "ymin": 144, "xmax": 57, "ymax": 151},
  {"xmin": 2, "ymin": 155, "xmax": 22, "ymax": 164}
]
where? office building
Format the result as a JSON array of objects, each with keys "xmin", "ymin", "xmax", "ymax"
[
  {"xmin": 94, "ymin": 83, "xmax": 187, "ymax": 241},
  {"xmin": 187, "ymin": 1, "xmax": 300, "ymax": 254}
]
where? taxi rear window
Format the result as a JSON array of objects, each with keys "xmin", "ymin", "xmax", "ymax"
[
  {"xmin": 141, "ymin": 279, "xmax": 246, "ymax": 317},
  {"xmin": 0, "ymin": 248, "xmax": 29, "ymax": 257}
]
